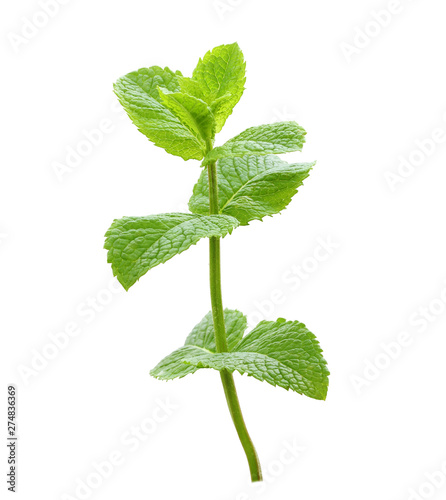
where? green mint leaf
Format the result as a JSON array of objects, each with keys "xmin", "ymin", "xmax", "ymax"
[
  {"xmin": 191, "ymin": 42, "xmax": 246, "ymax": 132},
  {"xmin": 114, "ymin": 66, "xmax": 206, "ymax": 160},
  {"xmin": 208, "ymin": 92, "xmax": 239, "ymax": 132},
  {"xmin": 189, "ymin": 155, "xmax": 315, "ymax": 225},
  {"xmin": 184, "ymin": 319, "xmax": 329, "ymax": 400},
  {"xmin": 158, "ymin": 88, "xmax": 216, "ymax": 145},
  {"xmin": 151, "ymin": 315, "xmax": 329, "ymax": 400},
  {"xmin": 203, "ymin": 122, "xmax": 306, "ymax": 165},
  {"xmin": 177, "ymin": 76, "xmax": 206, "ymax": 100},
  {"xmin": 104, "ymin": 214, "xmax": 239, "ymax": 291},
  {"xmin": 150, "ymin": 309, "xmax": 247, "ymax": 380},
  {"xmin": 119, "ymin": 66, "xmax": 181, "ymax": 99},
  {"xmin": 149, "ymin": 345, "xmax": 203, "ymax": 380}
]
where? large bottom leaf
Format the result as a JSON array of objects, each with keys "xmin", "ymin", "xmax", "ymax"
[{"xmin": 151, "ymin": 312, "xmax": 329, "ymax": 401}]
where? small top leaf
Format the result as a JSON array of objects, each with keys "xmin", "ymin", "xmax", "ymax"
[
  {"xmin": 203, "ymin": 122, "xmax": 306, "ymax": 165},
  {"xmin": 188, "ymin": 42, "xmax": 246, "ymax": 133},
  {"xmin": 158, "ymin": 88, "xmax": 216, "ymax": 145},
  {"xmin": 177, "ymin": 76, "xmax": 206, "ymax": 100},
  {"xmin": 114, "ymin": 66, "xmax": 206, "ymax": 160},
  {"xmin": 121, "ymin": 66, "xmax": 181, "ymax": 99}
]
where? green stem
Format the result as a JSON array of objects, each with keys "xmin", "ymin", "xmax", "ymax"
[{"xmin": 207, "ymin": 157, "xmax": 263, "ymax": 482}]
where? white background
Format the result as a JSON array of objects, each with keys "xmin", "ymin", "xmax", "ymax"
[{"xmin": 2, "ymin": 1, "xmax": 446, "ymax": 499}]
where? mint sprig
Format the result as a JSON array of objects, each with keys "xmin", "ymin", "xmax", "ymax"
[{"xmin": 105, "ymin": 42, "xmax": 329, "ymax": 483}]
